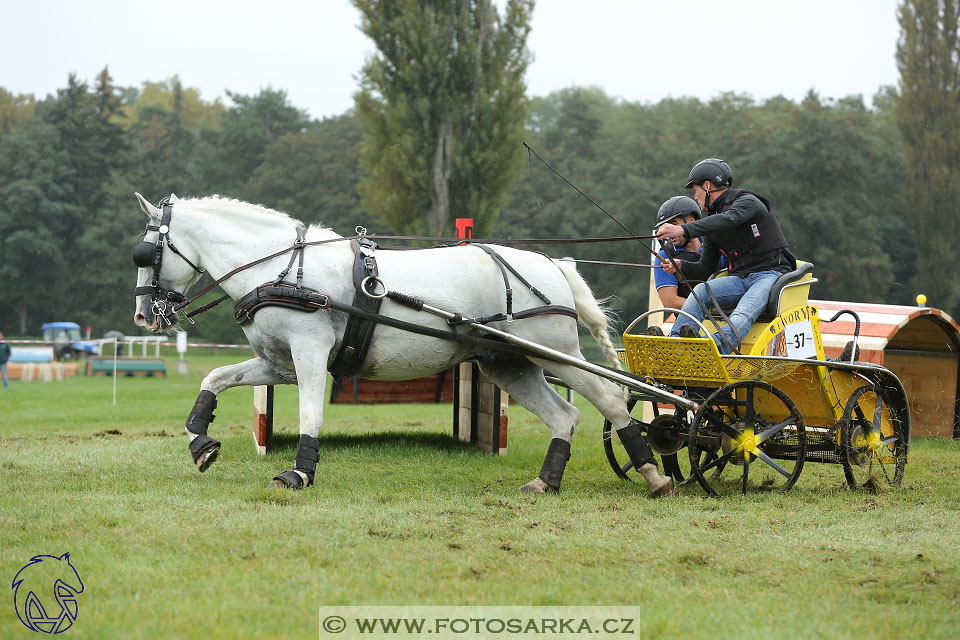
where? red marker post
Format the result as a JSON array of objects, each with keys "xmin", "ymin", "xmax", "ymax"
[{"xmin": 455, "ymin": 218, "xmax": 474, "ymax": 245}]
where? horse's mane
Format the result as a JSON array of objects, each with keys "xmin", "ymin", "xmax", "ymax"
[{"xmin": 185, "ymin": 196, "xmax": 334, "ymax": 234}]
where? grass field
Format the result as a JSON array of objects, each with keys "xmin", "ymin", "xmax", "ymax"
[{"xmin": 2, "ymin": 350, "xmax": 959, "ymax": 638}]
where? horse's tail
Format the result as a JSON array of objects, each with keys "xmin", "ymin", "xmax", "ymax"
[{"xmin": 554, "ymin": 259, "xmax": 623, "ymax": 372}]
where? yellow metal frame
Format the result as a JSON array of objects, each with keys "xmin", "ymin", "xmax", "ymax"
[{"xmin": 622, "ymin": 304, "xmax": 897, "ymax": 444}]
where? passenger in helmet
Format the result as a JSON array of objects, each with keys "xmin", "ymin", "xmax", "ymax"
[
  {"xmin": 652, "ymin": 196, "xmax": 704, "ymax": 309},
  {"xmin": 655, "ymin": 158, "xmax": 796, "ymax": 354}
]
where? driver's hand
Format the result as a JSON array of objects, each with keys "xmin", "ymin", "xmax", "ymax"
[{"xmin": 656, "ymin": 222, "xmax": 686, "ymax": 245}]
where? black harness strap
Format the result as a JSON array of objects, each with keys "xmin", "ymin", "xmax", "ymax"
[
  {"xmin": 476, "ymin": 244, "xmax": 515, "ymax": 319},
  {"xmin": 474, "ymin": 244, "xmax": 552, "ymax": 315},
  {"xmin": 327, "ymin": 296, "xmax": 539, "ymax": 357},
  {"xmin": 445, "ymin": 243, "xmax": 566, "ymax": 326},
  {"xmin": 274, "ymin": 224, "xmax": 307, "ymax": 288},
  {"xmin": 329, "ymin": 237, "xmax": 383, "ymax": 379},
  {"xmin": 448, "ymin": 305, "xmax": 578, "ymax": 327}
]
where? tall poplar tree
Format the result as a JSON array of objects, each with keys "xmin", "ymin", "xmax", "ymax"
[
  {"xmin": 895, "ymin": 0, "xmax": 960, "ymax": 313},
  {"xmin": 353, "ymin": 0, "xmax": 534, "ymax": 236}
]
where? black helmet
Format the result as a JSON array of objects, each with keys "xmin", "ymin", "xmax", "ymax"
[
  {"xmin": 655, "ymin": 195, "xmax": 700, "ymax": 230},
  {"xmin": 685, "ymin": 158, "xmax": 732, "ymax": 189}
]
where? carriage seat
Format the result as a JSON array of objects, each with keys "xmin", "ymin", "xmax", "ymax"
[{"xmin": 707, "ymin": 261, "xmax": 816, "ymax": 321}]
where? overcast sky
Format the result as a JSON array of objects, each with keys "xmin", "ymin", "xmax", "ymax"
[{"xmin": 2, "ymin": 1, "xmax": 902, "ymax": 119}]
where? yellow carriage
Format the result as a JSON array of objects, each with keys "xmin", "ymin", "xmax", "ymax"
[{"xmin": 603, "ymin": 263, "xmax": 910, "ymax": 496}]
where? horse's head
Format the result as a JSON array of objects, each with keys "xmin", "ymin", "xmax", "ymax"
[{"xmin": 132, "ymin": 193, "xmax": 206, "ymax": 332}]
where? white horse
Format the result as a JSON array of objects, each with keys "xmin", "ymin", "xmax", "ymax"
[{"xmin": 131, "ymin": 194, "xmax": 674, "ymax": 496}]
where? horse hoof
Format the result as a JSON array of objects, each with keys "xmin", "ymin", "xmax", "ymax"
[
  {"xmin": 270, "ymin": 469, "xmax": 309, "ymax": 490},
  {"xmin": 195, "ymin": 444, "xmax": 220, "ymax": 473},
  {"xmin": 519, "ymin": 478, "xmax": 550, "ymax": 494},
  {"xmin": 650, "ymin": 478, "xmax": 676, "ymax": 498}
]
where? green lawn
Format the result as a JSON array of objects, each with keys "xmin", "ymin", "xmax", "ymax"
[{"xmin": 2, "ymin": 352, "xmax": 959, "ymax": 638}]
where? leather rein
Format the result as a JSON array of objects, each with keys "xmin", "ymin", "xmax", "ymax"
[{"xmin": 134, "ymin": 203, "xmax": 658, "ymax": 328}]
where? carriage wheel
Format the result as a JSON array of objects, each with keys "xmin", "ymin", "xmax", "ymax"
[
  {"xmin": 602, "ymin": 395, "xmax": 695, "ymax": 484},
  {"xmin": 688, "ymin": 381, "xmax": 806, "ymax": 497},
  {"xmin": 652, "ymin": 412, "xmax": 727, "ymax": 486},
  {"xmin": 841, "ymin": 384, "xmax": 906, "ymax": 490}
]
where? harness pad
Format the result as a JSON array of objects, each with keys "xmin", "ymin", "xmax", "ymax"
[{"xmin": 234, "ymin": 282, "xmax": 331, "ymax": 325}]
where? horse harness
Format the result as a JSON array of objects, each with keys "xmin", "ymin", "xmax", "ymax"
[
  {"xmin": 132, "ymin": 197, "xmax": 206, "ymax": 327},
  {"xmin": 233, "ymin": 232, "xmax": 384, "ymax": 379},
  {"xmin": 133, "ymin": 204, "xmax": 579, "ymax": 374}
]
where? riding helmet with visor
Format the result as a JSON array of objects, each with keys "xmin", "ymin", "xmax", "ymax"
[
  {"xmin": 684, "ymin": 158, "xmax": 733, "ymax": 189},
  {"xmin": 654, "ymin": 195, "xmax": 700, "ymax": 231}
]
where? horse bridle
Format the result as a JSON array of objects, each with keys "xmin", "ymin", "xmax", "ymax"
[{"xmin": 132, "ymin": 197, "xmax": 205, "ymax": 328}]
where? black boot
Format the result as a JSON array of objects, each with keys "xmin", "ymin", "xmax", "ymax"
[
  {"xmin": 185, "ymin": 390, "xmax": 220, "ymax": 472},
  {"xmin": 272, "ymin": 434, "xmax": 320, "ymax": 489},
  {"xmin": 537, "ymin": 438, "xmax": 571, "ymax": 490}
]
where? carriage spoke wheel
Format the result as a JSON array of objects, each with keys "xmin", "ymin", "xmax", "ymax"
[
  {"xmin": 688, "ymin": 381, "xmax": 805, "ymax": 497},
  {"xmin": 602, "ymin": 395, "xmax": 694, "ymax": 484},
  {"xmin": 841, "ymin": 384, "xmax": 906, "ymax": 490}
]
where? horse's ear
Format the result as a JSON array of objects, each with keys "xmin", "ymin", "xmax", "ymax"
[
  {"xmin": 135, "ymin": 192, "xmax": 160, "ymax": 220},
  {"xmin": 169, "ymin": 193, "xmax": 180, "ymax": 203}
]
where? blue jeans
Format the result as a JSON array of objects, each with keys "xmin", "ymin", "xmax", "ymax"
[
  {"xmin": 670, "ymin": 270, "xmax": 781, "ymax": 355},
  {"xmin": 1, "ymin": 363, "xmax": 8, "ymax": 388}
]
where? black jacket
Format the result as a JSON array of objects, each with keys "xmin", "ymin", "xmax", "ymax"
[{"xmin": 679, "ymin": 189, "xmax": 795, "ymax": 280}]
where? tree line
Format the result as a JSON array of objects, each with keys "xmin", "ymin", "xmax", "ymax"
[{"xmin": 0, "ymin": 0, "xmax": 955, "ymax": 344}]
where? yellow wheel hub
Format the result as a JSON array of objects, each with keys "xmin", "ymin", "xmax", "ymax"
[
  {"xmin": 735, "ymin": 427, "xmax": 758, "ymax": 462},
  {"xmin": 855, "ymin": 429, "xmax": 882, "ymax": 453}
]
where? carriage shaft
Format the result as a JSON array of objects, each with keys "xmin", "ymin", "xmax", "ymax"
[{"xmin": 415, "ymin": 301, "xmax": 699, "ymax": 411}]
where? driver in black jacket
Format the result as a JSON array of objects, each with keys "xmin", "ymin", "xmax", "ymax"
[{"xmin": 656, "ymin": 158, "xmax": 796, "ymax": 353}]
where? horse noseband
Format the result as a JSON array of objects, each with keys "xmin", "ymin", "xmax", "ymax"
[{"xmin": 133, "ymin": 197, "xmax": 205, "ymax": 327}]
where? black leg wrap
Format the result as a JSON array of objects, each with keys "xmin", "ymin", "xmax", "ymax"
[
  {"xmin": 188, "ymin": 434, "xmax": 221, "ymax": 472},
  {"xmin": 294, "ymin": 434, "xmax": 320, "ymax": 475},
  {"xmin": 185, "ymin": 390, "xmax": 218, "ymax": 436},
  {"xmin": 538, "ymin": 438, "xmax": 571, "ymax": 490},
  {"xmin": 271, "ymin": 434, "xmax": 320, "ymax": 489},
  {"xmin": 617, "ymin": 420, "xmax": 657, "ymax": 470},
  {"xmin": 272, "ymin": 469, "xmax": 306, "ymax": 489}
]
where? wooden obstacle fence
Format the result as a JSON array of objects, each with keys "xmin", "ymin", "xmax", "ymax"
[
  {"xmin": 253, "ymin": 385, "xmax": 274, "ymax": 454},
  {"xmin": 330, "ymin": 369, "xmax": 455, "ymax": 404},
  {"xmin": 453, "ymin": 362, "xmax": 509, "ymax": 455},
  {"xmin": 251, "ymin": 363, "xmax": 509, "ymax": 455}
]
